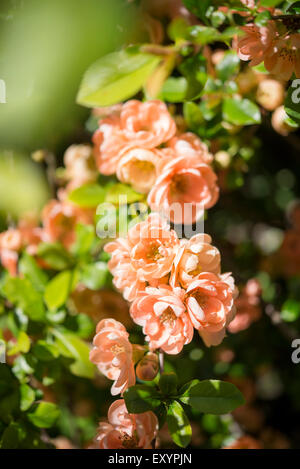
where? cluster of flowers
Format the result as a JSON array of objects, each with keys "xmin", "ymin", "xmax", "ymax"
[
  {"xmin": 0, "ymin": 145, "xmax": 98, "ymax": 275},
  {"xmin": 90, "ymin": 214, "xmax": 237, "ymax": 447},
  {"xmin": 93, "ymin": 99, "xmax": 219, "ymax": 224},
  {"xmin": 236, "ymin": 14, "xmax": 300, "ymax": 81}
]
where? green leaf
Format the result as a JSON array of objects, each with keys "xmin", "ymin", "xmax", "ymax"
[
  {"xmin": 281, "ymin": 299, "xmax": 300, "ymax": 322},
  {"xmin": 20, "ymin": 384, "xmax": 35, "ymax": 411},
  {"xmin": 37, "ymin": 242, "xmax": 74, "ymax": 270},
  {"xmin": 216, "ymin": 51, "xmax": 240, "ymax": 82},
  {"xmin": 285, "ymin": 81, "xmax": 300, "ymax": 125},
  {"xmin": 167, "ymin": 401, "xmax": 192, "ymax": 448},
  {"xmin": 223, "ymin": 97, "xmax": 261, "ymax": 125},
  {"xmin": 68, "ymin": 183, "xmax": 106, "ymax": 208},
  {"xmin": 32, "ymin": 340, "xmax": 60, "ymax": 361},
  {"xmin": 27, "ymin": 402, "xmax": 60, "ymax": 429},
  {"xmin": 44, "ymin": 270, "xmax": 72, "ymax": 310},
  {"xmin": 286, "ymin": 1, "xmax": 300, "ymax": 13},
  {"xmin": 7, "ymin": 331, "xmax": 31, "ymax": 356},
  {"xmin": 19, "ymin": 253, "xmax": 48, "ymax": 292},
  {"xmin": 0, "ymin": 422, "xmax": 25, "ymax": 449},
  {"xmin": 183, "ymin": 0, "xmax": 211, "ymax": 23},
  {"xmin": 161, "ymin": 77, "xmax": 188, "ymax": 102},
  {"xmin": 1, "ymin": 277, "xmax": 45, "ymax": 322},
  {"xmin": 124, "ymin": 385, "xmax": 161, "ymax": 414},
  {"xmin": 77, "ymin": 48, "xmax": 161, "ymax": 107},
  {"xmin": 80, "ymin": 262, "xmax": 108, "ymax": 290},
  {"xmin": 72, "ymin": 223, "xmax": 95, "ymax": 256},
  {"xmin": 179, "ymin": 379, "xmax": 245, "ymax": 414},
  {"xmin": 52, "ymin": 328, "xmax": 95, "ymax": 379},
  {"xmin": 260, "ymin": 0, "xmax": 283, "ymax": 6},
  {"xmin": 159, "ymin": 372, "xmax": 178, "ymax": 396},
  {"xmin": 105, "ymin": 183, "xmax": 144, "ymax": 204},
  {"xmin": 188, "ymin": 25, "xmax": 219, "ymax": 44},
  {"xmin": 183, "ymin": 102, "xmax": 204, "ymax": 131},
  {"xmin": 167, "ymin": 17, "xmax": 189, "ymax": 41},
  {"xmin": 255, "ymin": 10, "xmax": 271, "ymax": 27}
]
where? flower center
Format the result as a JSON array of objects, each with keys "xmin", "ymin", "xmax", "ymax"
[
  {"xmin": 160, "ymin": 306, "xmax": 176, "ymax": 325},
  {"xmin": 146, "ymin": 241, "xmax": 163, "ymax": 261},
  {"xmin": 120, "ymin": 432, "xmax": 137, "ymax": 449},
  {"xmin": 171, "ymin": 174, "xmax": 187, "ymax": 195},
  {"xmin": 110, "ymin": 344, "xmax": 125, "ymax": 355}
]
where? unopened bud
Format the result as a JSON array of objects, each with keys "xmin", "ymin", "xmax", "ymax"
[
  {"xmin": 136, "ymin": 352, "xmax": 159, "ymax": 381},
  {"xmin": 271, "ymin": 106, "xmax": 295, "ymax": 136}
]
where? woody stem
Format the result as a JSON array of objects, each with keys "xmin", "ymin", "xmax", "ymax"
[{"xmin": 159, "ymin": 350, "xmax": 164, "ymax": 374}]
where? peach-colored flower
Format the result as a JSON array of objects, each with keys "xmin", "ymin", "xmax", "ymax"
[
  {"xmin": 93, "ymin": 100, "xmax": 176, "ymax": 176},
  {"xmin": 130, "ymin": 285, "xmax": 193, "ymax": 354},
  {"xmin": 42, "ymin": 200, "xmax": 93, "ymax": 249},
  {"xmin": 128, "ymin": 213, "xmax": 179, "ymax": 281},
  {"xmin": 90, "ymin": 319, "xmax": 135, "ymax": 396},
  {"xmin": 185, "ymin": 272, "xmax": 236, "ymax": 347},
  {"xmin": 171, "ymin": 234, "xmax": 221, "ymax": 288},
  {"xmin": 116, "ymin": 148, "xmax": 161, "ymax": 193},
  {"xmin": 264, "ymin": 34, "xmax": 300, "ymax": 80},
  {"xmin": 0, "ymin": 229, "xmax": 22, "ymax": 276},
  {"xmin": 120, "ymin": 100, "xmax": 176, "ymax": 148},
  {"xmin": 104, "ymin": 214, "xmax": 179, "ymax": 300},
  {"xmin": 97, "ymin": 399, "xmax": 158, "ymax": 449},
  {"xmin": 236, "ymin": 22, "xmax": 277, "ymax": 66},
  {"xmin": 64, "ymin": 144, "xmax": 97, "ymax": 191},
  {"xmin": 148, "ymin": 156, "xmax": 219, "ymax": 224},
  {"xmin": 93, "ymin": 115, "xmax": 129, "ymax": 175},
  {"xmin": 228, "ymin": 279, "xmax": 261, "ymax": 333},
  {"xmin": 167, "ymin": 132, "xmax": 213, "ymax": 164}
]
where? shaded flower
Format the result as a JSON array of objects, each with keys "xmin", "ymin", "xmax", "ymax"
[
  {"xmin": 90, "ymin": 319, "xmax": 135, "ymax": 395},
  {"xmin": 97, "ymin": 399, "xmax": 158, "ymax": 449}
]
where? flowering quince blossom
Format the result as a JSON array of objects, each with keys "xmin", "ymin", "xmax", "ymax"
[
  {"xmin": 93, "ymin": 99, "xmax": 176, "ymax": 175},
  {"xmin": 42, "ymin": 199, "xmax": 93, "ymax": 249},
  {"xmin": 97, "ymin": 399, "xmax": 158, "ymax": 449},
  {"xmin": 264, "ymin": 34, "xmax": 300, "ymax": 81},
  {"xmin": 63, "ymin": 144, "xmax": 97, "ymax": 192},
  {"xmin": 236, "ymin": 22, "xmax": 277, "ymax": 67},
  {"xmin": 0, "ymin": 229, "xmax": 22, "ymax": 276},
  {"xmin": 170, "ymin": 233, "xmax": 221, "ymax": 289},
  {"xmin": 185, "ymin": 272, "xmax": 236, "ymax": 347},
  {"xmin": 104, "ymin": 213, "xmax": 179, "ymax": 301},
  {"xmin": 147, "ymin": 156, "xmax": 219, "ymax": 224},
  {"xmin": 89, "ymin": 319, "xmax": 135, "ymax": 395},
  {"xmin": 116, "ymin": 147, "xmax": 161, "ymax": 194},
  {"xmin": 130, "ymin": 285, "xmax": 193, "ymax": 354},
  {"xmin": 167, "ymin": 132, "xmax": 213, "ymax": 165}
]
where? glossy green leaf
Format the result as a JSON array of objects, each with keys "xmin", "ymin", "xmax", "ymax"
[
  {"xmin": 77, "ymin": 48, "xmax": 161, "ymax": 107},
  {"xmin": 216, "ymin": 51, "xmax": 240, "ymax": 82},
  {"xmin": 80, "ymin": 262, "xmax": 108, "ymax": 290},
  {"xmin": 20, "ymin": 384, "xmax": 35, "ymax": 411},
  {"xmin": 105, "ymin": 183, "xmax": 144, "ymax": 204},
  {"xmin": 27, "ymin": 402, "xmax": 60, "ymax": 428},
  {"xmin": 179, "ymin": 379, "xmax": 245, "ymax": 414},
  {"xmin": 159, "ymin": 372, "xmax": 178, "ymax": 396},
  {"xmin": 44, "ymin": 270, "xmax": 72, "ymax": 310},
  {"xmin": 1, "ymin": 277, "xmax": 45, "ymax": 322},
  {"xmin": 161, "ymin": 77, "xmax": 188, "ymax": 102},
  {"xmin": 167, "ymin": 400, "xmax": 192, "ymax": 448},
  {"xmin": 37, "ymin": 242, "xmax": 74, "ymax": 271},
  {"xmin": 52, "ymin": 328, "xmax": 95, "ymax": 379},
  {"xmin": 19, "ymin": 253, "xmax": 48, "ymax": 292},
  {"xmin": 124, "ymin": 385, "xmax": 161, "ymax": 414},
  {"xmin": 223, "ymin": 98, "xmax": 261, "ymax": 125},
  {"xmin": 7, "ymin": 331, "xmax": 31, "ymax": 356},
  {"xmin": 68, "ymin": 183, "xmax": 106, "ymax": 208}
]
